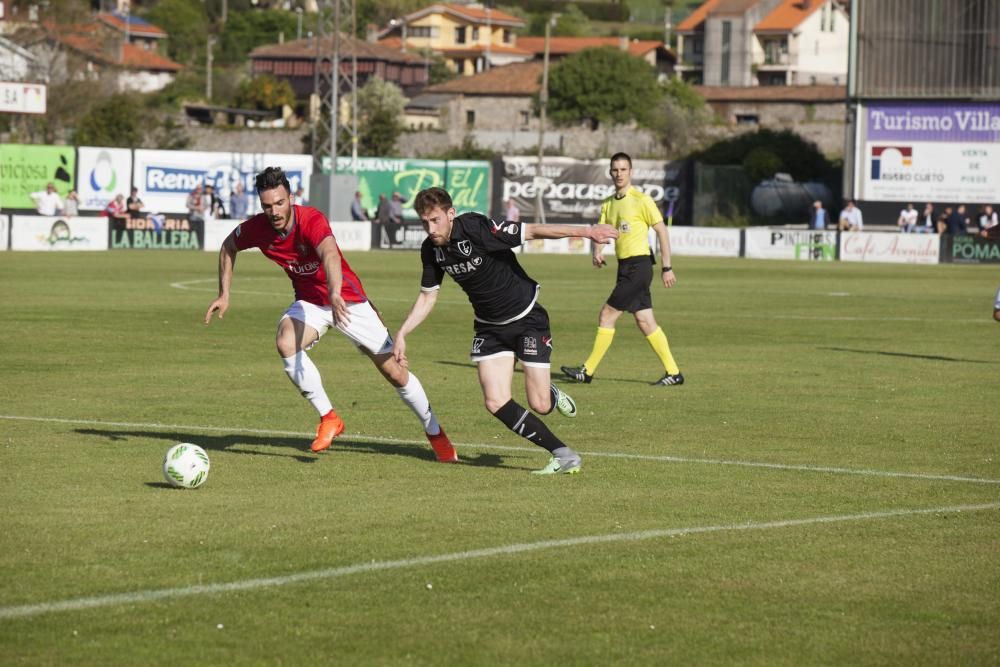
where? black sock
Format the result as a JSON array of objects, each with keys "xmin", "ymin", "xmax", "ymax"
[{"xmin": 491, "ymin": 399, "xmax": 566, "ymax": 453}]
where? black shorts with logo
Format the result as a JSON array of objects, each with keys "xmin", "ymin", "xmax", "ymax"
[
  {"xmin": 607, "ymin": 255, "xmax": 654, "ymax": 313},
  {"xmin": 470, "ymin": 303, "xmax": 552, "ymax": 366}
]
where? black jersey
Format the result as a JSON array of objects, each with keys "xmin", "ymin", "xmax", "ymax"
[{"xmin": 420, "ymin": 212, "xmax": 539, "ymax": 324}]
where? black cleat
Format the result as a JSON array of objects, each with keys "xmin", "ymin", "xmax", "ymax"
[
  {"xmin": 560, "ymin": 365, "xmax": 593, "ymax": 384},
  {"xmin": 653, "ymin": 372, "xmax": 684, "ymax": 386}
]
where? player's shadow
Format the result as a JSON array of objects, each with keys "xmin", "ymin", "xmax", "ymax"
[
  {"xmin": 819, "ymin": 346, "xmax": 999, "ymax": 364},
  {"xmin": 75, "ymin": 428, "xmax": 518, "ymax": 469},
  {"xmin": 434, "ymin": 359, "xmax": 651, "ymax": 384}
]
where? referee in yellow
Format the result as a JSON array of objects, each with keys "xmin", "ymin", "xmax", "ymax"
[{"xmin": 561, "ymin": 152, "xmax": 683, "ymax": 386}]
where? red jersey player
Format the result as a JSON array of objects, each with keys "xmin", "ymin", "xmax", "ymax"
[{"xmin": 203, "ymin": 167, "xmax": 456, "ymax": 461}]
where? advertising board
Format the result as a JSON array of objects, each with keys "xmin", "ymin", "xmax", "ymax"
[
  {"xmin": 0, "ymin": 144, "xmax": 75, "ymax": 209},
  {"xmin": 334, "ymin": 157, "xmax": 491, "ymax": 221},
  {"xmin": 669, "ymin": 227, "xmax": 741, "ymax": 258},
  {"xmin": 0, "ymin": 215, "xmax": 8, "ymax": 250},
  {"xmin": 859, "ymin": 102, "xmax": 1000, "ymax": 203},
  {"xmin": 77, "ymin": 147, "xmax": 133, "ymax": 211},
  {"xmin": 109, "ymin": 215, "xmax": 203, "ymax": 250},
  {"xmin": 10, "ymin": 216, "xmax": 108, "ymax": 251},
  {"xmin": 745, "ymin": 228, "xmax": 839, "ymax": 261},
  {"xmin": 133, "ymin": 150, "xmax": 313, "ymax": 214},
  {"xmin": 839, "ymin": 231, "xmax": 940, "ymax": 264}
]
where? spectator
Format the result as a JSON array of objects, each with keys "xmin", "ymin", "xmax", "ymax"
[
  {"xmin": 126, "ymin": 187, "xmax": 145, "ymax": 219},
  {"xmin": 350, "ymin": 191, "xmax": 369, "ymax": 221},
  {"xmin": 186, "ymin": 185, "xmax": 204, "ymax": 223},
  {"xmin": 63, "ymin": 190, "xmax": 79, "ymax": 217},
  {"xmin": 897, "ymin": 203, "xmax": 918, "ymax": 233},
  {"xmin": 229, "ymin": 181, "xmax": 249, "ymax": 220},
  {"xmin": 103, "ymin": 194, "xmax": 128, "ymax": 223},
  {"xmin": 375, "ymin": 193, "xmax": 394, "ymax": 248},
  {"xmin": 30, "ymin": 182, "xmax": 63, "ymax": 216},
  {"xmin": 936, "ymin": 206, "xmax": 952, "ymax": 234},
  {"xmin": 293, "ymin": 186, "xmax": 307, "ymax": 206},
  {"xmin": 389, "ymin": 191, "xmax": 404, "ymax": 227},
  {"xmin": 917, "ymin": 203, "xmax": 935, "ymax": 233},
  {"xmin": 204, "ymin": 184, "xmax": 226, "ymax": 221},
  {"xmin": 978, "ymin": 204, "xmax": 998, "ymax": 236},
  {"xmin": 838, "ymin": 200, "xmax": 863, "ymax": 231},
  {"xmin": 505, "ymin": 198, "xmax": 521, "ymax": 223},
  {"xmin": 809, "ymin": 200, "xmax": 828, "ymax": 230},
  {"xmin": 945, "ymin": 205, "xmax": 969, "ymax": 235}
]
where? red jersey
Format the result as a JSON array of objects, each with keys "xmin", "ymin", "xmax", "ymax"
[{"xmin": 233, "ymin": 205, "xmax": 367, "ymax": 306}]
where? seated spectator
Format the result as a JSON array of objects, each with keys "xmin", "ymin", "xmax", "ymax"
[
  {"xmin": 350, "ymin": 191, "xmax": 369, "ymax": 221},
  {"xmin": 63, "ymin": 190, "xmax": 80, "ymax": 217},
  {"xmin": 126, "ymin": 187, "xmax": 145, "ymax": 219},
  {"xmin": 936, "ymin": 206, "xmax": 952, "ymax": 234},
  {"xmin": 838, "ymin": 200, "xmax": 863, "ymax": 231},
  {"xmin": 945, "ymin": 205, "xmax": 969, "ymax": 235},
  {"xmin": 897, "ymin": 203, "xmax": 917, "ymax": 233},
  {"xmin": 917, "ymin": 202, "xmax": 935, "ymax": 233},
  {"xmin": 978, "ymin": 204, "xmax": 998, "ymax": 236},
  {"xmin": 30, "ymin": 182, "xmax": 63, "ymax": 216}
]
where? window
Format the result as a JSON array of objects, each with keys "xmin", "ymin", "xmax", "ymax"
[
  {"xmin": 693, "ymin": 37, "xmax": 703, "ymax": 55},
  {"xmin": 503, "ymin": 29, "xmax": 512, "ymax": 44},
  {"xmin": 736, "ymin": 113, "xmax": 759, "ymax": 125},
  {"xmin": 472, "ymin": 27, "xmax": 479, "ymax": 41},
  {"xmin": 519, "ymin": 110, "xmax": 530, "ymax": 127},
  {"xmin": 410, "ymin": 25, "xmax": 438, "ymax": 38},
  {"xmin": 455, "ymin": 26, "xmax": 466, "ymax": 44},
  {"xmin": 720, "ymin": 21, "xmax": 731, "ymax": 85},
  {"xmin": 466, "ymin": 110, "xmax": 475, "ymax": 127}
]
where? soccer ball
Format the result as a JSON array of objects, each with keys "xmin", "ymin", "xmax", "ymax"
[{"xmin": 162, "ymin": 443, "xmax": 210, "ymax": 489}]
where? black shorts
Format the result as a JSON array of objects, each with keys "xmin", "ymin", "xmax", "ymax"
[
  {"xmin": 470, "ymin": 304, "xmax": 552, "ymax": 367},
  {"xmin": 607, "ymin": 255, "xmax": 653, "ymax": 313}
]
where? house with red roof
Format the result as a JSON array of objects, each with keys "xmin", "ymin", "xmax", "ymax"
[
  {"xmin": 516, "ymin": 35, "xmax": 675, "ymax": 79},
  {"xmin": 675, "ymin": 0, "xmax": 848, "ymax": 86},
  {"xmin": 376, "ymin": 3, "xmax": 530, "ymax": 75},
  {"xmin": 11, "ymin": 18, "xmax": 182, "ymax": 92}
]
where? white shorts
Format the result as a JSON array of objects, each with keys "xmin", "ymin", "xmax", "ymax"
[{"xmin": 280, "ymin": 300, "xmax": 393, "ymax": 355}]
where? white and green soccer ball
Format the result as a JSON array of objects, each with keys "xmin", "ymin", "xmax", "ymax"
[{"xmin": 162, "ymin": 443, "xmax": 210, "ymax": 489}]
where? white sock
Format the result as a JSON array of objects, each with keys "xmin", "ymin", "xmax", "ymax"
[
  {"xmin": 396, "ymin": 372, "xmax": 441, "ymax": 435},
  {"xmin": 282, "ymin": 352, "xmax": 333, "ymax": 416},
  {"xmin": 994, "ymin": 287, "xmax": 1000, "ymax": 310}
]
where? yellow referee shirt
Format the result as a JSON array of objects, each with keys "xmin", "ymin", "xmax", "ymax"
[{"xmin": 598, "ymin": 186, "xmax": 663, "ymax": 260}]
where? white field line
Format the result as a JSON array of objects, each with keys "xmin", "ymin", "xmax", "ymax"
[
  {"xmin": 2, "ymin": 414, "xmax": 999, "ymax": 486},
  {"xmin": 1, "ymin": 502, "xmax": 998, "ymax": 621},
  {"xmin": 170, "ymin": 279, "xmax": 992, "ymax": 323}
]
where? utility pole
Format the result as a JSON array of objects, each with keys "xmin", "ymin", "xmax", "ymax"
[
  {"xmin": 534, "ymin": 17, "xmax": 551, "ymax": 224},
  {"xmin": 206, "ymin": 35, "xmax": 214, "ymax": 101},
  {"xmin": 311, "ymin": 0, "xmax": 358, "ymax": 173}
]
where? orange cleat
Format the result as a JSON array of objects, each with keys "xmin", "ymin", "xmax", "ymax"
[
  {"xmin": 310, "ymin": 411, "xmax": 345, "ymax": 453},
  {"xmin": 426, "ymin": 427, "xmax": 458, "ymax": 463}
]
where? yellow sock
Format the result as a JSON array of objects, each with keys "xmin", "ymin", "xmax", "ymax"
[
  {"xmin": 645, "ymin": 327, "xmax": 679, "ymax": 375},
  {"xmin": 583, "ymin": 327, "xmax": 615, "ymax": 375}
]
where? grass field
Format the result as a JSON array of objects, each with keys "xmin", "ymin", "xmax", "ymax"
[{"xmin": 1, "ymin": 249, "xmax": 999, "ymax": 665}]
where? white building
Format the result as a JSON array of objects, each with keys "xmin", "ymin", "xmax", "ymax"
[{"xmin": 676, "ymin": 0, "xmax": 849, "ymax": 86}]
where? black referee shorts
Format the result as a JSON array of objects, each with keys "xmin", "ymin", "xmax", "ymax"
[
  {"xmin": 470, "ymin": 304, "xmax": 553, "ymax": 367},
  {"xmin": 607, "ymin": 255, "xmax": 654, "ymax": 313}
]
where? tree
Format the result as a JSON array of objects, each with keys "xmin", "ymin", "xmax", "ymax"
[
  {"xmin": 219, "ymin": 10, "xmax": 304, "ymax": 65},
  {"xmin": 346, "ymin": 77, "xmax": 406, "ymax": 155},
  {"xmin": 74, "ymin": 94, "xmax": 145, "ymax": 147},
  {"xmin": 553, "ymin": 5, "xmax": 590, "ymax": 37},
  {"xmin": 143, "ymin": 0, "xmax": 209, "ymax": 67},
  {"xmin": 647, "ymin": 78, "xmax": 711, "ymax": 157},
  {"xmin": 233, "ymin": 74, "xmax": 296, "ymax": 111},
  {"xmin": 547, "ymin": 47, "xmax": 662, "ymax": 129}
]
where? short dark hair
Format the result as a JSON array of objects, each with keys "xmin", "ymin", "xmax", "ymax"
[
  {"xmin": 255, "ymin": 167, "xmax": 291, "ymax": 194},
  {"xmin": 414, "ymin": 187, "xmax": 453, "ymax": 215},
  {"xmin": 610, "ymin": 152, "xmax": 632, "ymax": 168}
]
